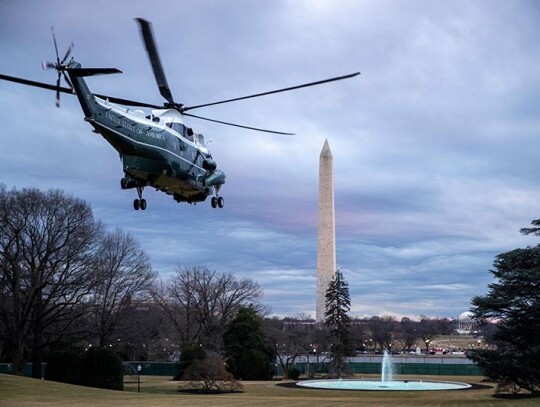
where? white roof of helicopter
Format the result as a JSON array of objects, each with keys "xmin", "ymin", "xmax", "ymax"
[
  {"xmin": 152, "ymin": 108, "xmax": 184, "ymax": 123},
  {"xmin": 151, "ymin": 109, "xmax": 208, "ymax": 152}
]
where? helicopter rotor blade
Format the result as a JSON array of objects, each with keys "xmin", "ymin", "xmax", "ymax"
[
  {"xmin": 93, "ymin": 93, "xmax": 162, "ymax": 108},
  {"xmin": 183, "ymin": 112, "xmax": 294, "ymax": 135},
  {"xmin": 0, "ymin": 73, "xmax": 74, "ymax": 94},
  {"xmin": 51, "ymin": 26, "xmax": 60, "ymax": 64},
  {"xmin": 61, "ymin": 41, "xmax": 74, "ymax": 64},
  {"xmin": 62, "ymin": 71, "xmax": 74, "ymax": 92},
  {"xmin": 135, "ymin": 18, "xmax": 175, "ymax": 105},
  {"xmin": 55, "ymin": 75, "xmax": 61, "ymax": 107},
  {"xmin": 0, "ymin": 73, "xmax": 164, "ymax": 108},
  {"xmin": 42, "ymin": 61, "xmax": 56, "ymax": 70},
  {"xmin": 183, "ymin": 72, "xmax": 360, "ymax": 112}
]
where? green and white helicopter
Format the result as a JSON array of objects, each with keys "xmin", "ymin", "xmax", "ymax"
[{"xmin": 0, "ymin": 19, "xmax": 359, "ymax": 210}]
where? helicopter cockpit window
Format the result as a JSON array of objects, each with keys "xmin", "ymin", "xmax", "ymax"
[
  {"xmin": 172, "ymin": 123, "xmax": 183, "ymax": 134},
  {"xmin": 166, "ymin": 122, "xmax": 178, "ymax": 131},
  {"xmin": 194, "ymin": 133, "xmax": 205, "ymax": 146}
]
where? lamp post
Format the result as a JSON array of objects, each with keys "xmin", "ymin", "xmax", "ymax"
[{"xmin": 137, "ymin": 364, "xmax": 142, "ymax": 393}]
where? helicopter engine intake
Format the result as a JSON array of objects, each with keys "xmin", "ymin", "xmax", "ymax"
[{"xmin": 204, "ymin": 170, "xmax": 225, "ymax": 187}]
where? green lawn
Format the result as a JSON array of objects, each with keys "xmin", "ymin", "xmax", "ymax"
[{"xmin": 0, "ymin": 373, "xmax": 537, "ymax": 407}]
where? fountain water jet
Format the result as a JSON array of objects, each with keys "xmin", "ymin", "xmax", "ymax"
[{"xmin": 381, "ymin": 349, "xmax": 393, "ymax": 382}]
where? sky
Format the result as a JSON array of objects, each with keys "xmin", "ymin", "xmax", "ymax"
[{"xmin": 1, "ymin": 0, "xmax": 539, "ymax": 320}]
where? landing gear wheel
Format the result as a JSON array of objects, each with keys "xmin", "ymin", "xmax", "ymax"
[
  {"xmin": 211, "ymin": 197, "xmax": 218, "ymax": 208},
  {"xmin": 132, "ymin": 186, "xmax": 146, "ymax": 211},
  {"xmin": 217, "ymin": 196, "xmax": 224, "ymax": 208}
]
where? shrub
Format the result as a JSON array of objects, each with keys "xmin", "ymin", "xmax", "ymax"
[
  {"xmin": 180, "ymin": 352, "xmax": 243, "ymax": 393},
  {"xmin": 175, "ymin": 344, "xmax": 206, "ymax": 380},
  {"xmin": 82, "ymin": 347, "xmax": 124, "ymax": 390},
  {"xmin": 239, "ymin": 349, "xmax": 272, "ymax": 380},
  {"xmin": 46, "ymin": 347, "xmax": 84, "ymax": 385},
  {"xmin": 288, "ymin": 367, "xmax": 300, "ymax": 381}
]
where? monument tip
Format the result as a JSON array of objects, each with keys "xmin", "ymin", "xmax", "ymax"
[{"xmin": 320, "ymin": 139, "xmax": 332, "ymax": 157}]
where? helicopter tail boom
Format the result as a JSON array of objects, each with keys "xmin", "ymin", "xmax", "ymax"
[{"xmin": 64, "ymin": 62, "xmax": 112, "ymax": 118}]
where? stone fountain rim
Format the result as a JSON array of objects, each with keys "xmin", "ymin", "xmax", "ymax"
[{"xmin": 284, "ymin": 378, "xmax": 490, "ymax": 392}]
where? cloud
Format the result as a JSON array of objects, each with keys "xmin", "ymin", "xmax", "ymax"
[{"xmin": 1, "ymin": 0, "xmax": 539, "ymax": 319}]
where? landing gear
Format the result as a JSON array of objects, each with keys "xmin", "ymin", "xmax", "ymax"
[
  {"xmin": 211, "ymin": 195, "xmax": 224, "ymax": 208},
  {"xmin": 133, "ymin": 198, "xmax": 147, "ymax": 210},
  {"xmin": 121, "ymin": 175, "xmax": 148, "ymax": 211},
  {"xmin": 210, "ymin": 186, "xmax": 224, "ymax": 209},
  {"xmin": 133, "ymin": 186, "xmax": 147, "ymax": 211}
]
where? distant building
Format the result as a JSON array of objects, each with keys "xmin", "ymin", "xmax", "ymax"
[{"xmin": 456, "ymin": 311, "xmax": 477, "ymax": 334}]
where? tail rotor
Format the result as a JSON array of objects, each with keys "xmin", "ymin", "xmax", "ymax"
[{"xmin": 42, "ymin": 26, "xmax": 74, "ymax": 107}]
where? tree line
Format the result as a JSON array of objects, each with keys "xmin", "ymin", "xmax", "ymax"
[
  {"xmin": 0, "ymin": 186, "xmax": 155, "ymax": 376},
  {"xmin": 0, "ymin": 186, "xmax": 266, "ymax": 379},
  {"xmin": 0, "ymin": 186, "xmax": 460, "ymax": 381},
  {"xmin": 3, "ymin": 185, "xmax": 537, "ymax": 395}
]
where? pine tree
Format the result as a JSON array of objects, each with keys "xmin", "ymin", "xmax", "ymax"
[
  {"xmin": 468, "ymin": 219, "xmax": 540, "ymax": 395},
  {"xmin": 223, "ymin": 306, "xmax": 274, "ymax": 380},
  {"xmin": 324, "ymin": 269, "xmax": 352, "ymax": 377}
]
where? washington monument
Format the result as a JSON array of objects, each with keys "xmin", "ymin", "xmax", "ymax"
[{"xmin": 316, "ymin": 139, "xmax": 336, "ymax": 323}]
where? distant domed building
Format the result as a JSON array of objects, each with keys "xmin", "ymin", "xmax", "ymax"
[{"xmin": 457, "ymin": 311, "xmax": 476, "ymax": 334}]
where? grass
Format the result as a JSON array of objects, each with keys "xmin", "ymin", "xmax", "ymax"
[{"xmin": 0, "ymin": 373, "xmax": 538, "ymax": 407}]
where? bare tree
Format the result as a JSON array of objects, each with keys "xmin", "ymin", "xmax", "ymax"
[
  {"xmin": 418, "ymin": 316, "xmax": 440, "ymax": 352},
  {"xmin": 0, "ymin": 186, "xmax": 102, "ymax": 376},
  {"xmin": 264, "ymin": 317, "xmax": 311, "ymax": 379},
  {"xmin": 397, "ymin": 317, "xmax": 419, "ymax": 352},
  {"xmin": 89, "ymin": 228, "xmax": 155, "ymax": 347},
  {"xmin": 349, "ymin": 319, "xmax": 369, "ymax": 352},
  {"xmin": 368, "ymin": 316, "xmax": 398, "ymax": 351},
  {"xmin": 152, "ymin": 266, "xmax": 262, "ymax": 350}
]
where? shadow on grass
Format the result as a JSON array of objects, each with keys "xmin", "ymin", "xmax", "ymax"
[
  {"xmin": 178, "ymin": 389, "xmax": 244, "ymax": 394},
  {"xmin": 494, "ymin": 393, "xmax": 539, "ymax": 399}
]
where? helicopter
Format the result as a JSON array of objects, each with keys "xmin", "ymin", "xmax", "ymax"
[{"xmin": 0, "ymin": 19, "xmax": 359, "ymax": 210}]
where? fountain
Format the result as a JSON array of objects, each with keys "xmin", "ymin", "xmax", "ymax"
[
  {"xmin": 296, "ymin": 349, "xmax": 471, "ymax": 391},
  {"xmin": 381, "ymin": 349, "xmax": 394, "ymax": 382}
]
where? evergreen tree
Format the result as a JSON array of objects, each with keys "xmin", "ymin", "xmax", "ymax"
[
  {"xmin": 81, "ymin": 347, "xmax": 124, "ymax": 391},
  {"xmin": 324, "ymin": 269, "xmax": 352, "ymax": 376},
  {"xmin": 223, "ymin": 306, "xmax": 273, "ymax": 380},
  {"xmin": 468, "ymin": 219, "xmax": 540, "ymax": 396}
]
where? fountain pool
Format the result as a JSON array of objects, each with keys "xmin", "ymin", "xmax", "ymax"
[
  {"xmin": 297, "ymin": 378, "xmax": 472, "ymax": 391},
  {"xmin": 296, "ymin": 349, "xmax": 471, "ymax": 391}
]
